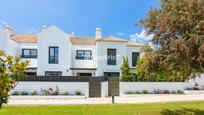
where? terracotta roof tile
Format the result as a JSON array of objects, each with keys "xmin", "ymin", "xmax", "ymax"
[
  {"xmin": 10, "ymin": 34, "xmax": 37, "ymax": 43},
  {"xmin": 71, "ymin": 36, "xmax": 96, "ymax": 45},
  {"xmin": 96, "ymin": 36, "xmax": 128, "ymax": 42},
  {"xmin": 127, "ymin": 41, "xmax": 144, "ymax": 47}
]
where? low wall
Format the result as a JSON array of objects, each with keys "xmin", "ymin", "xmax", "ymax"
[
  {"xmin": 11, "ymin": 82, "xmax": 89, "ymax": 97},
  {"xmin": 101, "ymin": 82, "xmax": 108, "ymax": 98},
  {"xmin": 120, "ymin": 82, "xmax": 187, "ymax": 94},
  {"xmin": 120, "ymin": 75, "xmax": 204, "ymax": 95}
]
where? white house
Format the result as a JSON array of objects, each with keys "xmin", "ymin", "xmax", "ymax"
[{"xmin": 0, "ymin": 25, "xmax": 144, "ymax": 76}]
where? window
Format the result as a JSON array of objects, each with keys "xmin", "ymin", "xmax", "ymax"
[
  {"xmin": 107, "ymin": 49, "xmax": 116, "ymax": 65},
  {"xmin": 21, "ymin": 49, "xmax": 37, "ymax": 58},
  {"xmin": 45, "ymin": 71, "xmax": 62, "ymax": 76},
  {"xmin": 76, "ymin": 50, "xmax": 92, "ymax": 60},
  {"xmin": 132, "ymin": 52, "xmax": 140, "ymax": 67},
  {"xmin": 49, "ymin": 47, "xmax": 59, "ymax": 64}
]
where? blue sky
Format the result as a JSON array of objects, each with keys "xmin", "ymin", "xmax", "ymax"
[{"xmin": 0, "ymin": 0, "xmax": 159, "ymax": 43}]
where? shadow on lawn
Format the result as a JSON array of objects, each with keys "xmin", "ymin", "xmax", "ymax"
[{"xmin": 161, "ymin": 108, "xmax": 204, "ymax": 115}]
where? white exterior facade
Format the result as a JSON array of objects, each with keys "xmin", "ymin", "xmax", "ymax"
[{"xmin": 0, "ymin": 25, "xmax": 143, "ymax": 76}]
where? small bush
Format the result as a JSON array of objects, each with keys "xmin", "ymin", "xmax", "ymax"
[
  {"xmin": 62, "ymin": 92, "xmax": 69, "ymax": 95},
  {"xmin": 142, "ymin": 90, "xmax": 148, "ymax": 94},
  {"xmin": 52, "ymin": 86, "xmax": 60, "ymax": 95},
  {"xmin": 135, "ymin": 91, "xmax": 141, "ymax": 94},
  {"xmin": 11, "ymin": 91, "xmax": 20, "ymax": 95},
  {"xmin": 75, "ymin": 91, "xmax": 82, "ymax": 95},
  {"xmin": 154, "ymin": 89, "xmax": 162, "ymax": 94},
  {"xmin": 163, "ymin": 90, "xmax": 170, "ymax": 94},
  {"xmin": 125, "ymin": 91, "xmax": 133, "ymax": 94},
  {"xmin": 31, "ymin": 91, "xmax": 38, "ymax": 95},
  {"xmin": 41, "ymin": 87, "xmax": 53, "ymax": 95},
  {"xmin": 171, "ymin": 91, "xmax": 177, "ymax": 94},
  {"xmin": 20, "ymin": 91, "xmax": 29, "ymax": 95},
  {"xmin": 41, "ymin": 86, "xmax": 60, "ymax": 96},
  {"xmin": 177, "ymin": 90, "xmax": 184, "ymax": 94}
]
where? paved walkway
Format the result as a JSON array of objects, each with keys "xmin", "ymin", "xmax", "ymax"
[{"xmin": 7, "ymin": 94, "xmax": 204, "ymax": 105}]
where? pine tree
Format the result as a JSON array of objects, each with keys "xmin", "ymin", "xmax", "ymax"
[{"xmin": 120, "ymin": 56, "xmax": 132, "ymax": 81}]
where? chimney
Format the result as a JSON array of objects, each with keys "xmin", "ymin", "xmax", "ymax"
[
  {"xmin": 4, "ymin": 26, "xmax": 13, "ymax": 35},
  {"xmin": 71, "ymin": 32, "xmax": 76, "ymax": 37},
  {"xmin": 42, "ymin": 25, "xmax": 47, "ymax": 31},
  {"xmin": 96, "ymin": 28, "xmax": 102, "ymax": 39}
]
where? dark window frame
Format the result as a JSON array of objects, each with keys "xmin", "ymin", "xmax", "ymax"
[
  {"xmin": 76, "ymin": 50, "xmax": 92, "ymax": 60},
  {"xmin": 21, "ymin": 49, "xmax": 37, "ymax": 58},
  {"xmin": 132, "ymin": 52, "xmax": 140, "ymax": 67},
  {"xmin": 49, "ymin": 46, "xmax": 59, "ymax": 64},
  {"xmin": 107, "ymin": 49, "xmax": 117, "ymax": 65}
]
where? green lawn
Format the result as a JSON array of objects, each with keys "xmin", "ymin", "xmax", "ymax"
[{"xmin": 1, "ymin": 101, "xmax": 204, "ymax": 115}]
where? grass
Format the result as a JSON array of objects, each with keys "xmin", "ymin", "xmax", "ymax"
[{"xmin": 1, "ymin": 101, "xmax": 204, "ymax": 115}]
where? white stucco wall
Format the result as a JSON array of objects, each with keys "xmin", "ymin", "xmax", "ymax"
[
  {"xmin": 11, "ymin": 82, "xmax": 89, "ymax": 97},
  {"xmin": 37, "ymin": 25, "xmax": 71, "ymax": 76},
  {"xmin": 101, "ymin": 81, "xmax": 108, "ymax": 97},
  {"xmin": 0, "ymin": 31, "xmax": 7, "ymax": 52},
  {"xmin": 127, "ymin": 46, "xmax": 142, "ymax": 68},
  {"xmin": 120, "ymin": 75, "xmax": 204, "ymax": 95},
  {"xmin": 96, "ymin": 42, "xmax": 127, "ymax": 76},
  {"xmin": 0, "ymin": 31, "xmax": 18, "ymax": 56},
  {"xmin": 18, "ymin": 43, "xmax": 38, "ymax": 68},
  {"xmin": 120, "ymin": 82, "xmax": 188, "ymax": 94},
  {"xmin": 71, "ymin": 45, "xmax": 96, "ymax": 68}
]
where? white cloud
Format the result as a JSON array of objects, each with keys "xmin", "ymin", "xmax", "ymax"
[
  {"xmin": 129, "ymin": 30, "xmax": 154, "ymax": 44},
  {"xmin": 130, "ymin": 30, "xmax": 153, "ymax": 41},
  {"xmin": 0, "ymin": 19, "xmax": 8, "ymax": 27},
  {"xmin": 115, "ymin": 32, "xmax": 124, "ymax": 36}
]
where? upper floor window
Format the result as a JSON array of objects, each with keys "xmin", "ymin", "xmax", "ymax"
[
  {"xmin": 49, "ymin": 47, "xmax": 59, "ymax": 64},
  {"xmin": 76, "ymin": 50, "xmax": 92, "ymax": 60},
  {"xmin": 21, "ymin": 49, "xmax": 37, "ymax": 58},
  {"xmin": 107, "ymin": 49, "xmax": 116, "ymax": 65},
  {"xmin": 132, "ymin": 52, "xmax": 140, "ymax": 67}
]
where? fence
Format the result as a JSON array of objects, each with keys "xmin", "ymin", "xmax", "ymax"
[{"xmin": 11, "ymin": 75, "xmax": 204, "ymax": 98}]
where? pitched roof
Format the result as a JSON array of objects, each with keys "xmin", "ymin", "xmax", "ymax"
[
  {"xmin": 70, "ymin": 36, "xmax": 96, "ymax": 45},
  {"xmin": 127, "ymin": 41, "xmax": 144, "ymax": 47},
  {"xmin": 96, "ymin": 36, "xmax": 128, "ymax": 42},
  {"xmin": 10, "ymin": 34, "xmax": 37, "ymax": 43}
]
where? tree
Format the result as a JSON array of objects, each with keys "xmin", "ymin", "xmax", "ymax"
[
  {"xmin": 137, "ymin": 0, "xmax": 204, "ymax": 81},
  {"xmin": 0, "ymin": 50, "xmax": 28, "ymax": 108},
  {"xmin": 120, "ymin": 56, "xmax": 132, "ymax": 81}
]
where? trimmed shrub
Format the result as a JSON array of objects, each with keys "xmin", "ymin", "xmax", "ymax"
[
  {"xmin": 20, "ymin": 91, "xmax": 29, "ymax": 95},
  {"xmin": 177, "ymin": 90, "xmax": 184, "ymax": 94},
  {"xmin": 75, "ymin": 91, "xmax": 82, "ymax": 96},
  {"xmin": 11, "ymin": 91, "xmax": 20, "ymax": 96},
  {"xmin": 142, "ymin": 90, "xmax": 148, "ymax": 94},
  {"xmin": 62, "ymin": 92, "xmax": 69, "ymax": 95},
  {"xmin": 31, "ymin": 91, "xmax": 38, "ymax": 95},
  {"xmin": 163, "ymin": 90, "xmax": 170, "ymax": 94},
  {"xmin": 135, "ymin": 91, "xmax": 141, "ymax": 94},
  {"xmin": 154, "ymin": 89, "xmax": 162, "ymax": 94}
]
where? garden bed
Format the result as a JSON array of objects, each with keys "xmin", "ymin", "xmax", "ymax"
[{"xmin": 9, "ymin": 95, "xmax": 86, "ymax": 100}]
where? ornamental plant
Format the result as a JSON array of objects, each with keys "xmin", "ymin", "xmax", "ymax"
[
  {"xmin": 137, "ymin": 0, "xmax": 204, "ymax": 81},
  {"xmin": 0, "ymin": 50, "xmax": 28, "ymax": 108},
  {"xmin": 120, "ymin": 56, "xmax": 132, "ymax": 81}
]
